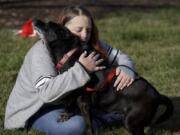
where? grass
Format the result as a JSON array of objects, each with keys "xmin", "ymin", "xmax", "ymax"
[{"xmin": 0, "ymin": 6, "xmax": 180, "ymax": 135}]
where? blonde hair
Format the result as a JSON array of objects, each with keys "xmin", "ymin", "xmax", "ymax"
[{"xmin": 58, "ymin": 5, "xmax": 106, "ymax": 58}]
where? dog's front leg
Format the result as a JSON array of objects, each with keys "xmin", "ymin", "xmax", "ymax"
[{"xmin": 77, "ymin": 94, "xmax": 93, "ymax": 135}]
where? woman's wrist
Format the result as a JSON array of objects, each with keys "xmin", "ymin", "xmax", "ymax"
[
  {"xmin": 77, "ymin": 61, "xmax": 91, "ymax": 75},
  {"xmin": 118, "ymin": 65, "xmax": 136, "ymax": 79}
]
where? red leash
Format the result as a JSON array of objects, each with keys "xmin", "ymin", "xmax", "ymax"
[
  {"xmin": 83, "ymin": 68, "xmax": 116, "ymax": 92},
  {"xmin": 56, "ymin": 48, "xmax": 78, "ymax": 71}
]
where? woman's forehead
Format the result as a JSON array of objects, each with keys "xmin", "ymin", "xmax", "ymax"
[{"xmin": 65, "ymin": 15, "xmax": 92, "ymax": 28}]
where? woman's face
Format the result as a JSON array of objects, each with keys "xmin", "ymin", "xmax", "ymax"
[{"xmin": 65, "ymin": 15, "xmax": 92, "ymax": 45}]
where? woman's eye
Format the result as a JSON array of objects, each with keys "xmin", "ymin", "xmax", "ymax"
[
  {"xmin": 86, "ymin": 28, "xmax": 91, "ymax": 33},
  {"xmin": 75, "ymin": 28, "xmax": 82, "ymax": 33}
]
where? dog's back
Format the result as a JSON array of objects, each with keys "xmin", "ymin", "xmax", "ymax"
[{"xmin": 93, "ymin": 76, "xmax": 173, "ymax": 135}]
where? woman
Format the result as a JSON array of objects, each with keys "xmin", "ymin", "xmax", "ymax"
[{"xmin": 4, "ymin": 5, "xmax": 136, "ymax": 135}]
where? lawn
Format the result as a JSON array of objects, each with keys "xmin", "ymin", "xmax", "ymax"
[{"xmin": 0, "ymin": 6, "xmax": 180, "ymax": 135}]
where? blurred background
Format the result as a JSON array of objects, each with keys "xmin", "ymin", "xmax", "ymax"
[{"xmin": 1, "ymin": 0, "xmax": 180, "ymax": 28}]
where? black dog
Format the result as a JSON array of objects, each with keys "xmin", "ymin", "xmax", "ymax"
[{"xmin": 32, "ymin": 19, "xmax": 174, "ymax": 135}]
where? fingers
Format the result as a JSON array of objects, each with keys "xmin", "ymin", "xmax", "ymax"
[
  {"xmin": 93, "ymin": 54, "xmax": 100, "ymax": 60},
  {"xmin": 127, "ymin": 78, "xmax": 134, "ymax": 87},
  {"xmin": 117, "ymin": 76, "xmax": 130, "ymax": 91},
  {"xmin": 114, "ymin": 72, "xmax": 122, "ymax": 87},
  {"xmin": 95, "ymin": 58, "xmax": 104, "ymax": 66},
  {"xmin": 79, "ymin": 51, "xmax": 105, "ymax": 73},
  {"xmin": 116, "ymin": 67, "xmax": 121, "ymax": 76},
  {"xmin": 114, "ymin": 69, "xmax": 134, "ymax": 91},
  {"xmin": 88, "ymin": 51, "xmax": 96, "ymax": 59},
  {"xmin": 94, "ymin": 59, "xmax": 106, "ymax": 71},
  {"xmin": 94, "ymin": 66, "xmax": 106, "ymax": 71},
  {"xmin": 87, "ymin": 52, "xmax": 105, "ymax": 72},
  {"xmin": 80, "ymin": 51, "xmax": 87, "ymax": 59}
]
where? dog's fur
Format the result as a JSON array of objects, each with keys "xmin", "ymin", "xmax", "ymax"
[{"xmin": 33, "ymin": 20, "xmax": 174, "ymax": 135}]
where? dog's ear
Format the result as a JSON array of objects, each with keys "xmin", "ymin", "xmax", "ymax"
[
  {"xmin": 32, "ymin": 19, "xmax": 46, "ymax": 40},
  {"xmin": 48, "ymin": 21, "xmax": 73, "ymax": 40},
  {"xmin": 32, "ymin": 20, "xmax": 58, "ymax": 44},
  {"xmin": 32, "ymin": 19, "xmax": 45, "ymax": 28}
]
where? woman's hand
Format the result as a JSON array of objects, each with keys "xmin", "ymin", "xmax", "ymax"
[
  {"xmin": 114, "ymin": 68, "xmax": 134, "ymax": 91},
  {"xmin": 79, "ymin": 51, "xmax": 106, "ymax": 73}
]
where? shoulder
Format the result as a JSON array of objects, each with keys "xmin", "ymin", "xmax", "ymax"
[
  {"xmin": 99, "ymin": 40, "xmax": 112, "ymax": 52},
  {"xmin": 99, "ymin": 40, "xmax": 110, "ymax": 48},
  {"xmin": 22, "ymin": 40, "xmax": 54, "ymax": 70},
  {"xmin": 28, "ymin": 40, "xmax": 48, "ymax": 54},
  {"xmin": 99, "ymin": 40, "xmax": 119, "ymax": 55},
  {"xmin": 26, "ymin": 40, "xmax": 50, "ymax": 59}
]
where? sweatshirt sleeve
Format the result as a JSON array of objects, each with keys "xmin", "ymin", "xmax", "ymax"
[
  {"xmin": 35, "ymin": 62, "xmax": 90, "ymax": 103},
  {"xmin": 100, "ymin": 41, "xmax": 136, "ymax": 79},
  {"xmin": 28, "ymin": 41, "xmax": 90, "ymax": 103}
]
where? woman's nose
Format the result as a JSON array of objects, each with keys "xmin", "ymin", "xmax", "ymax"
[{"xmin": 80, "ymin": 30, "xmax": 88, "ymax": 41}]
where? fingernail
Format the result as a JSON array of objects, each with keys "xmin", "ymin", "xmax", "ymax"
[
  {"xmin": 127, "ymin": 83, "xmax": 131, "ymax": 87},
  {"xmin": 121, "ymin": 86, "xmax": 125, "ymax": 90}
]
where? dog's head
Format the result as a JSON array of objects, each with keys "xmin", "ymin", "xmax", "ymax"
[{"xmin": 32, "ymin": 19, "xmax": 81, "ymax": 63}]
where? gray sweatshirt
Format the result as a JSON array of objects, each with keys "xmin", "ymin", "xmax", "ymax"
[{"xmin": 4, "ymin": 40, "xmax": 135, "ymax": 129}]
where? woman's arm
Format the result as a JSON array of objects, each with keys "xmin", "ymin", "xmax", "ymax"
[
  {"xmin": 100, "ymin": 41, "xmax": 136, "ymax": 90},
  {"xmin": 34, "ymin": 62, "xmax": 90, "ymax": 103},
  {"xmin": 28, "ymin": 41, "xmax": 90, "ymax": 104},
  {"xmin": 30, "ymin": 40, "xmax": 104, "ymax": 104}
]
